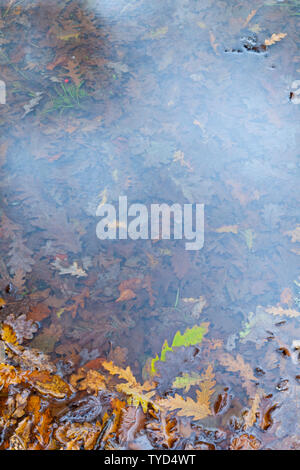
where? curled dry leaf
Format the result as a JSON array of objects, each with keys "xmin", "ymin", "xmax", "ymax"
[
  {"xmin": 51, "ymin": 259, "xmax": 87, "ymax": 278},
  {"xmin": 159, "ymin": 365, "xmax": 215, "ymax": 421},
  {"xmin": 1, "ymin": 324, "xmax": 19, "ymax": 345},
  {"xmin": 118, "ymin": 406, "xmax": 145, "ymax": 444}
]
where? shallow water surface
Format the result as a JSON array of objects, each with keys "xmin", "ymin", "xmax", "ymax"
[{"xmin": 0, "ymin": 0, "xmax": 299, "ymax": 450}]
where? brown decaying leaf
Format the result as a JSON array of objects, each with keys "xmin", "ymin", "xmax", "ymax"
[
  {"xmin": 12, "ymin": 268, "xmax": 26, "ymax": 290},
  {"xmin": 171, "ymin": 249, "xmax": 190, "ymax": 280},
  {"xmin": 64, "ymin": 287, "xmax": 89, "ymax": 318},
  {"xmin": 1, "ymin": 324, "xmax": 19, "ymax": 345},
  {"xmin": 230, "ymin": 433, "xmax": 261, "ymax": 450},
  {"xmin": 146, "ymin": 411, "xmax": 179, "ymax": 449},
  {"xmin": 284, "ymin": 226, "xmax": 300, "ymax": 243},
  {"xmin": 226, "ymin": 180, "xmax": 261, "ymax": 206},
  {"xmin": 102, "ymin": 361, "xmax": 155, "ymax": 412},
  {"xmin": 115, "ymin": 288, "xmax": 136, "ymax": 302},
  {"xmin": 55, "ymin": 422, "xmax": 101, "ymax": 450}
]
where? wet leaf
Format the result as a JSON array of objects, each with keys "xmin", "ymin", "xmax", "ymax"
[
  {"xmin": 265, "ymin": 305, "xmax": 300, "ymax": 318},
  {"xmin": 27, "ymin": 371, "xmax": 71, "ymax": 399},
  {"xmin": 264, "ymin": 32, "xmax": 287, "ymax": 46}
]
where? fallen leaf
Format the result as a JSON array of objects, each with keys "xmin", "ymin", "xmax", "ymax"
[
  {"xmin": 280, "ymin": 288, "xmax": 293, "ymax": 306},
  {"xmin": 215, "ymin": 225, "xmax": 238, "ymax": 234},
  {"xmin": 284, "ymin": 226, "xmax": 300, "ymax": 243},
  {"xmin": 265, "ymin": 305, "xmax": 300, "ymax": 318}
]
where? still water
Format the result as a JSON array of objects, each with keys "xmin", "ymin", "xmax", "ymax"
[{"xmin": 0, "ymin": 0, "xmax": 299, "ymax": 450}]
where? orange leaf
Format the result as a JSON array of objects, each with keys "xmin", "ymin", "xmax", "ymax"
[
  {"xmin": 1, "ymin": 323, "xmax": 18, "ymax": 345},
  {"xmin": 83, "ymin": 357, "xmax": 105, "ymax": 370},
  {"xmin": 264, "ymin": 33, "xmax": 287, "ymax": 46}
]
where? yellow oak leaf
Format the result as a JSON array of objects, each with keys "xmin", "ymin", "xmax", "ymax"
[{"xmin": 159, "ymin": 392, "xmax": 211, "ymax": 421}]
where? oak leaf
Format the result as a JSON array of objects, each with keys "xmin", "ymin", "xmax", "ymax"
[
  {"xmin": 159, "ymin": 392, "xmax": 211, "ymax": 421},
  {"xmin": 280, "ymin": 288, "xmax": 293, "ymax": 306},
  {"xmin": 115, "ymin": 288, "xmax": 136, "ymax": 302},
  {"xmin": 102, "ymin": 361, "xmax": 155, "ymax": 412},
  {"xmin": 243, "ymin": 390, "xmax": 262, "ymax": 429},
  {"xmin": 215, "ymin": 225, "xmax": 238, "ymax": 234},
  {"xmin": 219, "ymin": 353, "xmax": 256, "ymax": 395},
  {"xmin": 55, "ymin": 422, "xmax": 101, "ymax": 450},
  {"xmin": 230, "ymin": 433, "xmax": 261, "ymax": 450},
  {"xmin": 1, "ymin": 324, "xmax": 19, "ymax": 345},
  {"xmin": 159, "ymin": 366, "xmax": 215, "ymax": 421},
  {"xmin": 265, "ymin": 305, "xmax": 300, "ymax": 318},
  {"xmin": 264, "ymin": 33, "xmax": 287, "ymax": 46},
  {"xmin": 284, "ymin": 225, "xmax": 300, "ymax": 243}
]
